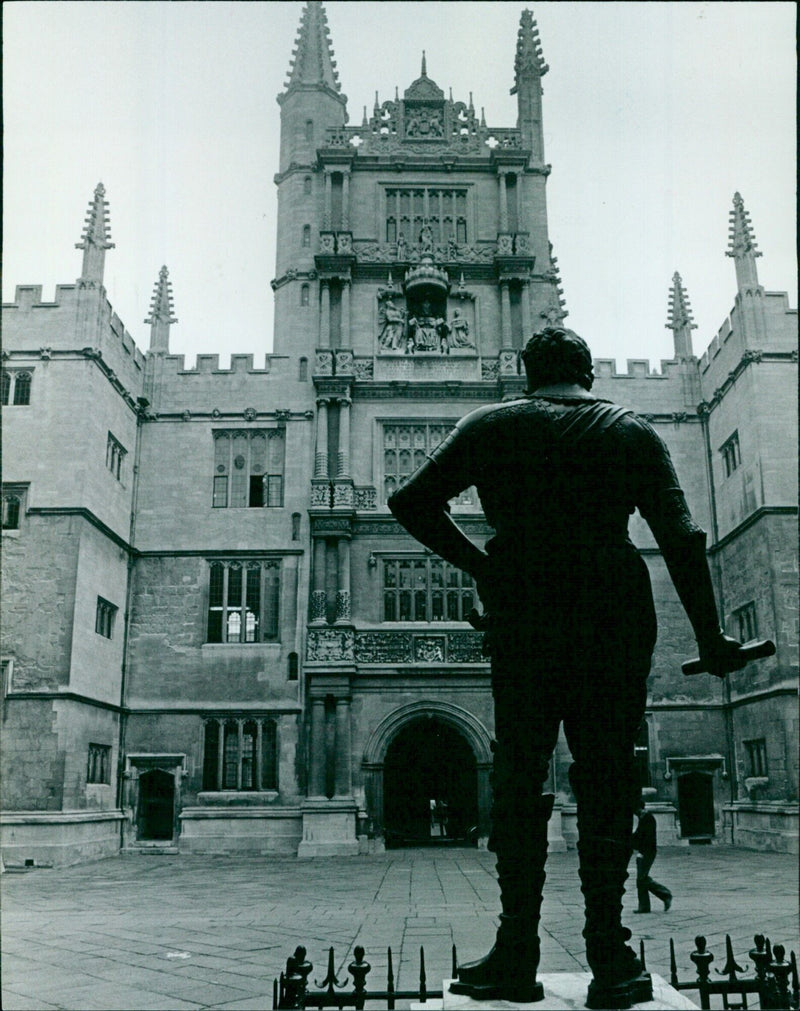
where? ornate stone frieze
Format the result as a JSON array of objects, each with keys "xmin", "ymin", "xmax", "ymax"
[
  {"xmin": 353, "ymin": 630, "xmax": 486, "ymax": 664},
  {"xmin": 448, "ymin": 632, "xmax": 486, "ymax": 662},
  {"xmin": 354, "ymin": 486, "xmax": 377, "ymax": 510},
  {"xmin": 355, "ymin": 632, "xmax": 413, "ymax": 664},
  {"xmin": 307, "ymin": 627, "xmax": 355, "ymax": 662},
  {"xmin": 354, "ymin": 239, "xmax": 496, "ymax": 265},
  {"xmin": 481, "ymin": 359, "xmax": 500, "ymax": 381},
  {"xmin": 353, "ymin": 359, "xmax": 374, "ymax": 381}
]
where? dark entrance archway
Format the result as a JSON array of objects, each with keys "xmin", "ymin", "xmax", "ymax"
[
  {"xmin": 137, "ymin": 769, "xmax": 175, "ymax": 840},
  {"xmin": 677, "ymin": 771, "xmax": 715, "ymax": 839},
  {"xmin": 383, "ymin": 717, "xmax": 478, "ymax": 847}
]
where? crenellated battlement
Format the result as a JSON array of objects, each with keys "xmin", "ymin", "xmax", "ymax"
[
  {"xmin": 157, "ymin": 353, "xmax": 290, "ymax": 375},
  {"xmin": 2, "ymin": 280, "xmax": 146, "ymax": 377},
  {"xmin": 593, "ymin": 358, "xmax": 684, "ymax": 381}
]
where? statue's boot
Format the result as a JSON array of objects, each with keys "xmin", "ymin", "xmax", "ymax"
[
  {"xmin": 451, "ymin": 792, "xmax": 554, "ymax": 1003},
  {"xmin": 578, "ymin": 836, "xmax": 653, "ymax": 1010}
]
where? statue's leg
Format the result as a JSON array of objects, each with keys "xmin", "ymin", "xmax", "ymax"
[
  {"xmin": 566, "ymin": 674, "xmax": 652, "ymax": 1010},
  {"xmin": 452, "ymin": 662, "xmax": 558, "ymax": 1004}
]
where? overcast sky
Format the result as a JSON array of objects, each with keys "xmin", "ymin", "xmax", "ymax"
[{"xmin": 3, "ymin": 1, "xmax": 796, "ymax": 368}]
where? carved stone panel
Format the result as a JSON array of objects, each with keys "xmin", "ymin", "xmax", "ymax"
[
  {"xmin": 355, "ymin": 632, "xmax": 413, "ymax": 664},
  {"xmin": 448, "ymin": 632, "xmax": 485, "ymax": 662},
  {"xmin": 307, "ymin": 627, "xmax": 355, "ymax": 662},
  {"xmin": 414, "ymin": 636, "xmax": 446, "ymax": 663}
]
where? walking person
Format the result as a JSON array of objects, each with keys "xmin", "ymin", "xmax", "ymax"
[
  {"xmin": 633, "ymin": 803, "xmax": 672, "ymax": 912},
  {"xmin": 388, "ymin": 325, "xmax": 745, "ymax": 1007}
]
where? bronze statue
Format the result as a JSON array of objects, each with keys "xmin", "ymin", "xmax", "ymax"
[{"xmin": 389, "ymin": 326, "xmax": 746, "ymax": 1008}]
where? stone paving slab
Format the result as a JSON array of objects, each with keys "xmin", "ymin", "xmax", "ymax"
[{"xmin": 2, "ymin": 846, "xmax": 798, "ymax": 1010}]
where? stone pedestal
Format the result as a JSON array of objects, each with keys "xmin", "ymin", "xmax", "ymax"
[
  {"xmin": 410, "ymin": 973, "xmax": 699, "ymax": 1010},
  {"xmin": 296, "ymin": 799, "xmax": 359, "ymax": 858},
  {"xmin": 548, "ymin": 804, "xmax": 567, "ymax": 852}
]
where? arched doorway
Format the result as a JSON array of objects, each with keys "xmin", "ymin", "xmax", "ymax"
[
  {"xmin": 383, "ymin": 717, "xmax": 478, "ymax": 847},
  {"xmin": 137, "ymin": 769, "xmax": 175, "ymax": 841}
]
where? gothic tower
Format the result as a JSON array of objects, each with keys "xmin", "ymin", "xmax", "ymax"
[{"xmin": 273, "ymin": 0, "xmax": 348, "ymax": 358}]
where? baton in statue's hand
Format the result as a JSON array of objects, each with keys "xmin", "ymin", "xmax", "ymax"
[{"xmin": 682, "ymin": 638, "xmax": 775, "ymax": 676}]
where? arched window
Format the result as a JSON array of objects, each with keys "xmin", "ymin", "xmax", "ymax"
[
  {"xmin": 302, "ymin": 224, "xmax": 311, "ymax": 247},
  {"xmin": 386, "ymin": 217, "xmax": 397, "ymax": 243},
  {"xmin": 12, "ymin": 372, "xmax": 31, "ymax": 405},
  {"xmin": 300, "ymin": 284, "xmax": 310, "ymax": 306},
  {"xmin": 1, "ymin": 372, "xmax": 10, "ymax": 405},
  {"xmin": 305, "ymin": 119, "xmax": 314, "ymax": 142},
  {"xmin": 304, "ymin": 176, "xmax": 312, "ymax": 195},
  {"xmin": 298, "ymin": 358, "xmax": 308, "ymax": 383},
  {"xmin": 288, "ymin": 651, "xmax": 299, "ymax": 680}
]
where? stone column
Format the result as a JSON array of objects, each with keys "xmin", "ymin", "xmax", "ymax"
[
  {"xmin": 311, "ymin": 536, "xmax": 327, "ymax": 624},
  {"xmin": 335, "ymin": 536, "xmax": 351, "ymax": 624},
  {"xmin": 341, "ymin": 280, "xmax": 351, "ymax": 348},
  {"xmin": 500, "ymin": 282, "xmax": 512, "ymax": 346},
  {"xmin": 334, "ymin": 697, "xmax": 352, "ymax": 797},
  {"xmin": 323, "ymin": 171, "xmax": 332, "ymax": 229},
  {"xmin": 521, "ymin": 279, "xmax": 532, "ymax": 344},
  {"xmin": 498, "ymin": 172, "xmax": 509, "ymax": 232},
  {"xmin": 319, "ymin": 281, "xmax": 331, "ymax": 348},
  {"xmin": 342, "ymin": 172, "xmax": 350, "ymax": 230},
  {"xmin": 315, "ymin": 399, "xmax": 329, "ymax": 478},
  {"xmin": 337, "ymin": 397, "xmax": 351, "ymax": 477},
  {"xmin": 309, "ymin": 698, "xmax": 327, "ymax": 797}
]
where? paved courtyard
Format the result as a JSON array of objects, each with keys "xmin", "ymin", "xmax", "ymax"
[{"xmin": 2, "ymin": 845, "xmax": 798, "ymax": 1010}]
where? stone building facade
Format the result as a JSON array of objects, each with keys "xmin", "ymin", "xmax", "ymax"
[{"xmin": 2, "ymin": 2, "xmax": 797, "ymax": 865}]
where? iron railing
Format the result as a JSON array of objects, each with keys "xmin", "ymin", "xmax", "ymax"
[{"xmin": 273, "ymin": 934, "xmax": 799, "ymax": 1010}]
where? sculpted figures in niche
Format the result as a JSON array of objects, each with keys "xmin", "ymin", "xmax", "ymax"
[
  {"xmin": 447, "ymin": 308, "xmax": 474, "ymax": 350},
  {"xmin": 378, "ymin": 298, "xmax": 407, "ymax": 350}
]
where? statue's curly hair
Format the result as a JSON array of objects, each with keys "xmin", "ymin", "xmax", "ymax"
[{"xmin": 521, "ymin": 326, "xmax": 594, "ymax": 392}]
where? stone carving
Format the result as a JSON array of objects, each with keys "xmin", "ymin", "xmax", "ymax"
[
  {"xmin": 336, "ymin": 232, "xmax": 353, "ymax": 254},
  {"xmin": 307, "ymin": 627, "xmax": 355, "ymax": 662},
  {"xmin": 243, "ymin": 407, "xmax": 257, "ymax": 421},
  {"xmin": 353, "ymin": 359, "xmax": 374, "ymax": 381},
  {"xmin": 414, "ymin": 636, "xmax": 446, "ymax": 662},
  {"xmin": 355, "ymin": 632, "xmax": 413, "ymax": 664},
  {"xmin": 334, "ymin": 350, "xmax": 354, "ymax": 375},
  {"xmin": 309, "ymin": 591, "xmax": 327, "ymax": 624},
  {"xmin": 447, "ymin": 309, "xmax": 474, "ymax": 350},
  {"xmin": 315, "ymin": 350, "xmax": 334, "ymax": 376},
  {"xmin": 497, "ymin": 234, "xmax": 514, "ymax": 255},
  {"xmin": 499, "ymin": 351, "xmax": 520, "ymax": 376},
  {"xmin": 319, "ymin": 232, "xmax": 335, "ymax": 253},
  {"xmin": 311, "ymin": 482, "xmax": 332, "ymax": 508},
  {"xmin": 354, "ymin": 487, "xmax": 377, "ymax": 510},
  {"xmin": 378, "ymin": 298, "xmax": 407, "ymax": 351},
  {"xmin": 407, "ymin": 300, "xmax": 450, "ymax": 355},
  {"xmin": 334, "ymin": 590, "xmax": 351, "ymax": 623},
  {"xmin": 481, "ymin": 359, "xmax": 500, "ymax": 381},
  {"xmin": 332, "ymin": 482, "xmax": 354, "ymax": 508},
  {"xmin": 448, "ymin": 632, "xmax": 486, "ymax": 662},
  {"xmin": 405, "ymin": 107, "xmax": 444, "ymax": 138},
  {"xmin": 354, "ymin": 240, "xmax": 496, "ymax": 265},
  {"xmin": 211, "ymin": 408, "xmax": 221, "ymax": 419},
  {"xmin": 182, "ymin": 410, "xmax": 192, "ymax": 422}
]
